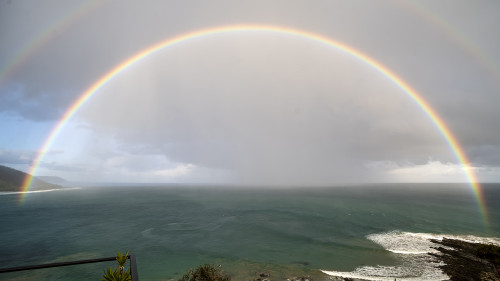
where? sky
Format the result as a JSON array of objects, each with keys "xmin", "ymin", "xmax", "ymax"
[{"xmin": 0, "ymin": 0, "xmax": 499, "ymax": 185}]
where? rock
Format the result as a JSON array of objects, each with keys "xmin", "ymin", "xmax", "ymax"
[
  {"xmin": 251, "ymin": 277, "xmax": 270, "ymax": 281},
  {"xmin": 430, "ymin": 238, "xmax": 500, "ymax": 281},
  {"xmin": 293, "ymin": 261, "xmax": 310, "ymax": 266},
  {"xmin": 287, "ymin": 276, "xmax": 312, "ymax": 281}
]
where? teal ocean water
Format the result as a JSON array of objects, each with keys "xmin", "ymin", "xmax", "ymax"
[{"xmin": 1, "ymin": 183, "xmax": 499, "ymax": 280}]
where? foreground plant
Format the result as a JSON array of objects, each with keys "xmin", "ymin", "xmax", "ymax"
[
  {"xmin": 179, "ymin": 264, "xmax": 231, "ymax": 281},
  {"xmin": 102, "ymin": 251, "xmax": 131, "ymax": 281},
  {"xmin": 116, "ymin": 251, "xmax": 130, "ymax": 275}
]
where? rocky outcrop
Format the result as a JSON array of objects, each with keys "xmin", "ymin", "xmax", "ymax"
[
  {"xmin": 250, "ymin": 272, "xmax": 313, "ymax": 281},
  {"xmin": 286, "ymin": 276, "xmax": 312, "ymax": 281},
  {"xmin": 430, "ymin": 238, "xmax": 500, "ymax": 281}
]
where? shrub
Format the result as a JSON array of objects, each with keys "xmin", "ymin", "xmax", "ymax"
[
  {"xmin": 102, "ymin": 251, "xmax": 131, "ymax": 281},
  {"xmin": 179, "ymin": 264, "xmax": 231, "ymax": 281},
  {"xmin": 102, "ymin": 267, "xmax": 131, "ymax": 281}
]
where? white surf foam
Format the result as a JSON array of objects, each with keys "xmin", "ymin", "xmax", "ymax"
[
  {"xmin": 322, "ymin": 269, "xmax": 392, "ymax": 281},
  {"xmin": 367, "ymin": 231, "xmax": 442, "ymax": 255},
  {"xmin": 321, "ymin": 230, "xmax": 500, "ymax": 281},
  {"xmin": 368, "ymin": 231, "xmax": 500, "ymax": 255},
  {"xmin": 0, "ymin": 187, "xmax": 81, "ymax": 196},
  {"xmin": 321, "ymin": 268, "xmax": 448, "ymax": 281}
]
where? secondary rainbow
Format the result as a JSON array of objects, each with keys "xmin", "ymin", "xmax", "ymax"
[
  {"xmin": 20, "ymin": 24, "xmax": 489, "ymax": 226},
  {"xmin": 0, "ymin": 0, "xmax": 106, "ymax": 89},
  {"xmin": 397, "ymin": 1, "xmax": 500, "ymax": 86}
]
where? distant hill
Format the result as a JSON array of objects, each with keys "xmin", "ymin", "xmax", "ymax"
[
  {"xmin": 37, "ymin": 176, "xmax": 69, "ymax": 186},
  {"xmin": 0, "ymin": 165, "xmax": 62, "ymax": 192}
]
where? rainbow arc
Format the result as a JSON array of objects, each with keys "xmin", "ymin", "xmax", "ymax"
[{"xmin": 20, "ymin": 25, "xmax": 489, "ymax": 228}]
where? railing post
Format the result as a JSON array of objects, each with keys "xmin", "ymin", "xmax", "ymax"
[
  {"xmin": 130, "ymin": 255, "xmax": 139, "ymax": 281},
  {"xmin": 0, "ymin": 254, "xmax": 139, "ymax": 279},
  {"xmin": 0, "ymin": 257, "xmax": 117, "ymax": 273}
]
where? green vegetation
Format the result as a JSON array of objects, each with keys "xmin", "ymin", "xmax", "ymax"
[
  {"xmin": 0, "ymin": 178, "xmax": 17, "ymax": 191},
  {"xmin": 0, "ymin": 165, "xmax": 61, "ymax": 192},
  {"xmin": 101, "ymin": 252, "xmax": 131, "ymax": 281},
  {"xmin": 179, "ymin": 264, "xmax": 231, "ymax": 281},
  {"xmin": 116, "ymin": 251, "xmax": 130, "ymax": 272},
  {"xmin": 475, "ymin": 243, "xmax": 500, "ymax": 265},
  {"xmin": 0, "ymin": 165, "xmax": 28, "ymax": 191}
]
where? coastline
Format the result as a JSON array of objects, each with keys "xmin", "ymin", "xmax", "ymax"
[
  {"xmin": 0, "ymin": 187, "xmax": 80, "ymax": 196},
  {"xmin": 322, "ymin": 238, "xmax": 500, "ymax": 281},
  {"xmin": 430, "ymin": 238, "xmax": 499, "ymax": 281}
]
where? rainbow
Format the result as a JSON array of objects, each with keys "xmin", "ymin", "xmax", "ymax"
[
  {"xmin": 0, "ymin": 0, "xmax": 107, "ymax": 89},
  {"xmin": 19, "ymin": 24, "xmax": 489, "ymax": 227},
  {"xmin": 396, "ymin": 1, "xmax": 500, "ymax": 86}
]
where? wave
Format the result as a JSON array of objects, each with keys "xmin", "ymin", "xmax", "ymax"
[
  {"xmin": 321, "ymin": 230, "xmax": 500, "ymax": 281},
  {"xmin": 0, "ymin": 187, "xmax": 81, "ymax": 196},
  {"xmin": 321, "ymin": 269, "xmax": 441, "ymax": 281}
]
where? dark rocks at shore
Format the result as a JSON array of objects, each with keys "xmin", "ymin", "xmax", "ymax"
[
  {"xmin": 430, "ymin": 238, "xmax": 500, "ymax": 281},
  {"xmin": 293, "ymin": 261, "xmax": 310, "ymax": 266},
  {"xmin": 250, "ymin": 272, "xmax": 271, "ymax": 281},
  {"xmin": 326, "ymin": 277, "xmax": 370, "ymax": 281},
  {"xmin": 250, "ymin": 272, "xmax": 313, "ymax": 281},
  {"xmin": 286, "ymin": 277, "xmax": 312, "ymax": 281}
]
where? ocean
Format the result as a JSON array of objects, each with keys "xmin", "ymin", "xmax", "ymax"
[{"xmin": 0, "ymin": 183, "xmax": 499, "ymax": 281}]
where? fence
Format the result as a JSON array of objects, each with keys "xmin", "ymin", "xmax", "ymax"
[{"xmin": 0, "ymin": 255, "xmax": 139, "ymax": 280}]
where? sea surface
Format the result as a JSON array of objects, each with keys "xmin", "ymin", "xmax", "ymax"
[{"xmin": 0, "ymin": 183, "xmax": 499, "ymax": 281}]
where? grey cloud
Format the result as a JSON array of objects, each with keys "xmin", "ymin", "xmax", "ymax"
[
  {"xmin": 0, "ymin": 83, "xmax": 72, "ymax": 121},
  {"xmin": 1, "ymin": 0, "xmax": 500, "ymax": 182},
  {"xmin": 72, "ymin": 35, "xmax": 460, "ymax": 184},
  {"xmin": 0, "ymin": 149, "xmax": 36, "ymax": 165},
  {"xmin": 467, "ymin": 145, "xmax": 500, "ymax": 167},
  {"xmin": 39, "ymin": 161, "xmax": 86, "ymax": 172}
]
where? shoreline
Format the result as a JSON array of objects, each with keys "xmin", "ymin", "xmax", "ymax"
[
  {"xmin": 430, "ymin": 238, "xmax": 499, "ymax": 281},
  {"xmin": 0, "ymin": 187, "xmax": 81, "ymax": 196},
  {"xmin": 308, "ymin": 237, "xmax": 500, "ymax": 281}
]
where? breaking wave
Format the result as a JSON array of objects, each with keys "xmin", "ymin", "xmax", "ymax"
[
  {"xmin": 0, "ymin": 187, "xmax": 81, "ymax": 196},
  {"xmin": 321, "ymin": 231, "xmax": 500, "ymax": 281}
]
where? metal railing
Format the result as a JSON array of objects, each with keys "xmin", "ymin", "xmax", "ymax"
[{"xmin": 0, "ymin": 255, "xmax": 139, "ymax": 280}]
